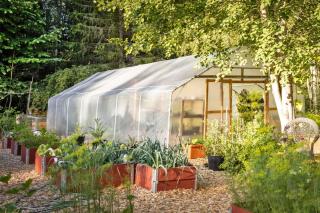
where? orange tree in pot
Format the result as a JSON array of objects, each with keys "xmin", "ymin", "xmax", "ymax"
[{"xmin": 132, "ymin": 138, "xmax": 197, "ymax": 192}]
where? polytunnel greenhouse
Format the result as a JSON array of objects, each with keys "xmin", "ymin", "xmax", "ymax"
[{"xmin": 47, "ymin": 55, "xmax": 283, "ymax": 145}]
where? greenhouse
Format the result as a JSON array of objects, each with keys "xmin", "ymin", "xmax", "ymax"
[{"xmin": 47, "ymin": 55, "xmax": 294, "ymax": 145}]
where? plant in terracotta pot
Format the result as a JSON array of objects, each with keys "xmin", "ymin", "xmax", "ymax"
[
  {"xmin": 35, "ymin": 130, "xmax": 60, "ymax": 175},
  {"xmin": 187, "ymin": 137, "xmax": 206, "ymax": 159},
  {"xmin": 203, "ymin": 121, "xmax": 228, "ymax": 171},
  {"xmin": 132, "ymin": 138, "xmax": 196, "ymax": 192}
]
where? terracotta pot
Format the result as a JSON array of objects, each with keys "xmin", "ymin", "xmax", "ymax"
[
  {"xmin": 208, "ymin": 156, "xmax": 224, "ymax": 171},
  {"xmin": 100, "ymin": 163, "xmax": 135, "ymax": 187},
  {"xmin": 21, "ymin": 144, "xmax": 37, "ymax": 164},
  {"xmin": 135, "ymin": 164, "xmax": 197, "ymax": 192},
  {"xmin": 229, "ymin": 204, "xmax": 252, "ymax": 213},
  {"xmin": 188, "ymin": 144, "xmax": 206, "ymax": 159},
  {"xmin": 35, "ymin": 152, "xmax": 54, "ymax": 176}
]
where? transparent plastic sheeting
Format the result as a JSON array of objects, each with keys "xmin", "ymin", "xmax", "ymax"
[{"xmin": 47, "ymin": 56, "xmax": 206, "ymax": 145}]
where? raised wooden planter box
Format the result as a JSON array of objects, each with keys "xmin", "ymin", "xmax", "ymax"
[
  {"xmin": 35, "ymin": 152, "xmax": 54, "ymax": 176},
  {"xmin": 21, "ymin": 144, "xmax": 37, "ymax": 164},
  {"xmin": 11, "ymin": 140, "xmax": 21, "ymax": 156},
  {"xmin": 229, "ymin": 204, "xmax": 252, "ymax": 213},
  {"xmin": 188, "ymin": 144, "xmax": 205, "ymax": 159},
  {"xmin": 100, "ymin": 163, "xmax": 135, "ymax": 187},
  {"xmin": 135, "ymin": 164, "xmax": 197, "ymax": 192},
  {"xmin": 55, "ymin": 164, "xmax": 135, "ymax": 192}
]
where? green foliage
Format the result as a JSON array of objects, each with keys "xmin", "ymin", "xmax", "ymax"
[
  {"xmin": 31, "ymin": 63, "xmax": 113, "ymax": 111},
  {"xmin": 221, "ymin": 120, "xmax": 279, "ymax": 174},
  {"xmin": 232, "ymin": 143, "xmax": 320, "ymax": 212},
  {"xmin": 203, "ymin": 121, "xmax": 228, "ymax": 156},
  {"xmin": 132, "ymin": 138, "xmax": 189, "ymax": 169},
  {"xmin": 236, "ymin": 90, "xmax": 264, "ymax": 123},
  {"xmin": 0, "ymin": 174, "xmax": 34, "ymax": 212},
  {"xmin": 90, "ymin": 118, "xmax": 106, "ymax": 144},
  {"xmin": 189, "ymin": 137, "xmax": 205, "ymax": 145},
  {"xmin": 0, "ymin": 109, "xmax": 18, "ymax": 137},
  {"xmin": 100, "ymin": 0, "xmax": 320, "ymax": 86},
  {"xmin": 305, "ymin": 113, "xmax": 320, "ymax": 127}
]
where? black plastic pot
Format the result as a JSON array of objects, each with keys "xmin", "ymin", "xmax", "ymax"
[
  {"xmin": 76, "ymin": 135, "xmax": 85, "ymax": 145},
  {"xmin": 208, "ymin": 156, "xmax": 224, "ymax": 171}
]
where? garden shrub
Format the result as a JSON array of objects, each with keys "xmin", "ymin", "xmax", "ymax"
[
  {"xmin": 220, "ymin": 119, "xmax": 279, "ymax": 174},
  {"xmin": 232, "ymin": 142, "xmax": 320, "ymax": 213},
  {"xmin": 305, "ymin": 113, "xmax": 320, "ymax": 127}
]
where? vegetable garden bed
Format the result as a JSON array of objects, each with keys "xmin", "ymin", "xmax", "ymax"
[{"xmin": 135, "ymin": 164, "xmax": 197, "ymax": 192}]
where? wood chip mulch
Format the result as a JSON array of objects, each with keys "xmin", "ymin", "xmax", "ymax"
[{"xmin": 0, "ymin": 146, "xmax": 232, "ymax": 213}]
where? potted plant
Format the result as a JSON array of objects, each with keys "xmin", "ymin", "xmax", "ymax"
[
  {"xmin": 15, "ymin": 127, "xmax": 38, "ymax": 164},
  {"xmin": 99, "ymin": 141, "xmax": 135, "ymax": 188},
  {"xmin": 187, "ymin": 137, "xmax": 206, "ymax": 159},
  {"xmin": 11, "ymin": 123, "xmax": 29, "ymax": 156},
  {"xmin": 203, "ymin": 121, "xmax": 227, "ymax": 171},
  {"xmin": 133, "ymin": 138, "xmax": 196, "ymax": 192},
  {"xmin": 35, "ymin": 130, "xmax": 60, "ymax": 175}
]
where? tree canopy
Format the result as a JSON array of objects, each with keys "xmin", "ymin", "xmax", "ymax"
[{"xmin": 97, "ymin": 0, "xmax": 320, "ymax": 128}]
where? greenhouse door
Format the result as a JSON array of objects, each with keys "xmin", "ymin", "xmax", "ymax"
[{"xmin": 204, "ymin": 79, "xmax": 271, "ymax": 136}]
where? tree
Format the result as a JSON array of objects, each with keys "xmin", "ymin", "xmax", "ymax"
[
  {"xmin": 0, "ymin": 0, "xmax": 60, "ymax": 110},
  {"xmin": 98, "ymin": 0, "xmax": 320, "ymax": 129}
]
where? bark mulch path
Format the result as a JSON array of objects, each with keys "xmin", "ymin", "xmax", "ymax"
[{"xmin": 0, "ymin": 146, "xmax": 232, "ymax": 212}]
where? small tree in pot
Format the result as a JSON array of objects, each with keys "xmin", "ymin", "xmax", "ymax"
[{"xmin": 204, "ymin": 121, "xmax": 228, "ymax": 171}]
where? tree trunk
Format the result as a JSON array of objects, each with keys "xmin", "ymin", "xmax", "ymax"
[{"xmin": 271, "ymin": 74, "xmax": 295, "ymax": 131}]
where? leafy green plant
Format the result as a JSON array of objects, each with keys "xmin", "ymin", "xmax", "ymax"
[
  {"xmin": 221, "ymin": 120, "xmax": 279, "ymax": 174},
  {"xmin": 0, "ymin": 173, "xmax": 35, "ymax": 212},
  {"xmin": 0, "ymin": 109, "xmax": 18, "ymax": 138},
  {"xmin": 189, "ymin": 137, "xmax": 205, "ymax": 145},
  {"xmin": 236, "ymin": 90, "xmax": 264, "ymax": 123},
  {"xmin": 232, "ymin": 142, "xmax": 320, "ymax": 212},
  {"xmin": 305, "ymin": 113, "xmax": 320, "ymax": 127},
  {"xmin": 203, "ymin": 121, "xmax": 228, "ymax": 157},
  {"xmin": 132, "ymin": 138, "xmax": 189, "ymax": 169}
]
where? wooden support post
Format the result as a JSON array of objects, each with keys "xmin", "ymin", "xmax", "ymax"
[
  {"xmin": 229, "ymin": 80, "xmax": 233, "ymax": 127},
  {"xmin": 264, "ymin": 82, "xmax": 270, "ymax": 124},
  {"xmin": 204, "ymin": 79, "xmax": 209, "ymax": 138},
  {"xmin": 220, "ymin": 82, "xmax": 224, "ymax": 122}
]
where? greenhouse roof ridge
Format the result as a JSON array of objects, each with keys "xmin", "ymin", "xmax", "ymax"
[{"xmin": 51, "ymin": 55, "xmax": 208, "ymax": 98}]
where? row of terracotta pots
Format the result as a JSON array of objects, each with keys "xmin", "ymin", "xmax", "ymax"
[
  {"xmin": 2, "ymin": 138, "xmax": 51, "ymax": 176},
  {"xmin": 55, "ymin": 163, "xmax": 197, "ymax": 193}
]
